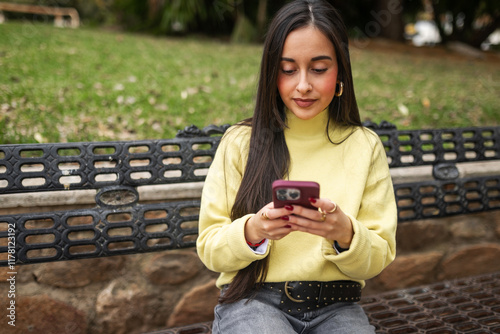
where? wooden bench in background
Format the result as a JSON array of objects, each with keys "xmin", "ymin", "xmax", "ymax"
[
  {"xmin": 0, "ymin": 2, "xmax": 79, "ymax": 28},
  {"xmin": 1, "ymin": 122, "xmax": 499, "ymax": 333}
]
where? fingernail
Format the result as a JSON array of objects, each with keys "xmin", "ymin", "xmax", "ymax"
[
  {"xmin": 309, "ymin": 197, "xmax": 317, "ymax": 203},
  {"xmin": 281, "ymin": 216, "xmax": 290, "ymax": 221},
  {"xmin": 285, "ymin": 224, "xmax": 292, "ymax": 228},
  {"xmin": 284, "ymin": 205, "xmax": 294, "ymax": 211}
]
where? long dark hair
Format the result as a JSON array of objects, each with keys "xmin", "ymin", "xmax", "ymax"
[{"xmin": 220, "ymin": 0, "xmax": 361, "ymax": 304}]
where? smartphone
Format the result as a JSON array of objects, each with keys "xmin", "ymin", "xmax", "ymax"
[{"xmin": 272, "ymin": 180, "xmax": 320, "ymax": 209}]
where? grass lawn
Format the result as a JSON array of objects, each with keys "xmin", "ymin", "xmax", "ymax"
[{"xmin": 0, "ymin": 22, "xmax": 498, "ymax": 144}]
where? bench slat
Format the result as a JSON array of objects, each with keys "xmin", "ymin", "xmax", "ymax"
[
  {"xmin": 1, "ymin": 125, "xmax": 498, "ymax": 194},
  {"xmin": 0, "ymin": 137, "xmax": 220, "ymax": 194},
  {"xmin": 0, "ymin": 200, "xmax": 200, "ymax": 266}
]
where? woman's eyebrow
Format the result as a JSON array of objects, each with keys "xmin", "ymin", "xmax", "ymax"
[
  {"xmin": 280, "ymin": 55, "xmax": 333, "ymax": 62},
  {"xmin": 311, "ymin": 55, "xmax": 333, "ymax": 61}
]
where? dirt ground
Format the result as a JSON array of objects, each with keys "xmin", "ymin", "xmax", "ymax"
[{"xmin": 353, "ymin": 37, "xmax": 500, "ymax": 65}]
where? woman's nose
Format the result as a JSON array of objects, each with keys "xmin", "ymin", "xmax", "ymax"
[{"xmin": 296, "ymin": 73, "xmax": 312, "ymax": 94}]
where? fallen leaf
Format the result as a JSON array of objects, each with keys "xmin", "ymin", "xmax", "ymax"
[
  {"xmin": 422, "ymin": 97, "xmax": 431, "ymax": 108},
  {"xmin": 34, "ymin": 133, "xmax": 45, "ymax": 143},
  {"xmin": 398, "ymin": 103, "xmax": 409, "ymax": 116},
  {"xmin": 114, "ymin": 83, "xmax": 124, "ymax": 91}
]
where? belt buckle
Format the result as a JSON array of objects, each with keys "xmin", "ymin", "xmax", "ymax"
[{"xmin": 284, "ymin": 281, "xmax": 305, "ymax": 303}]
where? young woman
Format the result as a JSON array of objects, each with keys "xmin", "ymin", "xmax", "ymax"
[{"xmin": 197, "ymin": 0, "xmax": 397, "ymax": 333}]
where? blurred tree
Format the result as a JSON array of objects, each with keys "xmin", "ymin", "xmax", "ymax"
[
  {"xmin": 147, "ymin": 0, "xmax": 162, "ymax": 22},
  {"xmin": 142, "ymin": 0, "xmax": 235, "ymax": 35},
  {"xmin": 376, "ymin": 0, "xmax": 405, "ymax": 41},
  {"xmin": 256, "ymin": 0, "xmax": 267, "ymax": 38},
  {"xmin": 159, "ymin": 0, "xmax": 207, "ymax": 34},
  {"xmin": 22, "ymin": 0, "xmax": 499, "ymax": 48},
  {"xmin": 231, "ymin": 0, "xmax": 256, "ymax": 43},
  {"xmin": 430, "ymin": 0, "xmax": 500, "ymax": 48},
  {"xmin": 77, "ymin": 0, "xmax": 114, "ymax": 24},
  {"xmin": 331, "ymin": 0, "xmax": 423, "ymax": 41},
  {"xmin": 112, "ymin": 0, "xmax": 148, "ymax": 31}
]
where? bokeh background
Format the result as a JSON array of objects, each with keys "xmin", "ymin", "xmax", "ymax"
[{"xmin": 0, "ymin": 0, "xmax": 499, "ymax": 144}]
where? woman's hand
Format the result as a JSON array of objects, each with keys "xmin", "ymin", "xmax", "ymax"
[
  {"xmin": 285, "ymin": 198, "xmax": 354, "ymax": 249},
  {"xmin": 244, "ymin": 202, "xmax": 294, "ymax": 244}
]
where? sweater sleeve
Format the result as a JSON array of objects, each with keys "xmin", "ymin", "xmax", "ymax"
[
  {"xmin": 321, "ymin": 134, "xmax": 397, "ymax": 280},
  {"xmin": 196, "ymin": 127, "xmax": 270, "ymax": 273}
]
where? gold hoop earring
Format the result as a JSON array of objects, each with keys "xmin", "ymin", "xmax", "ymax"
[{"xmin": 335, "ymin": 81, "xmax": 344, "ymax": 97}]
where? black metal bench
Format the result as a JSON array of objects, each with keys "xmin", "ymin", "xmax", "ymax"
[{"xmin": 1, "ymin": 123, "xmax": 499, "ymax": 333}]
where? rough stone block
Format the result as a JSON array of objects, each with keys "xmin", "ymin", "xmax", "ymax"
[
  {"xmin": 438, "ymin": 243, "xmax": 500, "ymax": 280},
  {"xmin": 142, "ymin": 250, "xmax": 203, "ymax": 285},
  {"xmin": 495, "ymin": 220, "xmax": 500, "ymax": 238},
  {"xmin": 94, "ymin": 280, "xmax": 169, "ymax": 334},
  {"xmin": 396, "ymin": 220, "xmax": 449, "ymax": 253},
  {"xmin": 33, "ymin": 256, "xmax": 125, "ymax": 288},
  {"xmin": 450, "ymin": 218, "xmax": 490, "ymax": 240},
  {"xmin": 371, "ymin": 252, "xmax": 443, "ymax": 291},
  {"xmin": 1, "ymin": 295, "xmax": 87, "ymax": 334},
  {"xmin": 167, "ymin": 279, "xmax": 219, "ymax": 327}
]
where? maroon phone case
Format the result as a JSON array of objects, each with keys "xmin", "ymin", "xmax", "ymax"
[{"xmin": 272, "ymin": 180, "xmax": 320, "ymax": 209}]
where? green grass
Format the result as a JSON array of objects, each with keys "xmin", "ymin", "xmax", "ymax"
[
  {"xmin": 351, "ymin": 46, "xmax": 499, "ymax": 129},
  {"xmin": 0, "ymin": 22, "xmax": 498, "ymax": 144}
]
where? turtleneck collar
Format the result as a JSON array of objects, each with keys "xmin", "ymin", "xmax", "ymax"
[
  {"xmin": 283, "ymin": 108, "xmax": 357, "ymax": 143},
  {"xmin": 284, "ymin": 108, "xmax": 330, "ymax": 140}
]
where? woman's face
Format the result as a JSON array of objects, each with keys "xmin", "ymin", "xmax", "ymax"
[{"xmin": 277, "ymin": 25, "xmax": 338, "ymax": 120}]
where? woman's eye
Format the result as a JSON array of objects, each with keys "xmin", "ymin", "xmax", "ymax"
[
  {"xmin": 281, "ymin": 69, "xmax": 295, "ymax": 75},
  {"xmin": 313, "ymin": 68, "xmax": 328, "ymax": 73}
]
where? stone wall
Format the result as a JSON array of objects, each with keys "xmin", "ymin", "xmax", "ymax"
[
  {"xmin": 1, "ymin": 210, "xmax": 500, "ymax": 333},
  {"xmin": 365, "ymin": 211, "xmax": 500, "ymax": 294}
]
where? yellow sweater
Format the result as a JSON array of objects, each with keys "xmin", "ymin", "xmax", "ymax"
[{"xmin": 197, "ymin": 109, "xmax": 397, "ymax": 289}]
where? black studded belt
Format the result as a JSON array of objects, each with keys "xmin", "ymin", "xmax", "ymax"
[{"xmin": 261, "ymin": 280, "xmax": 362, "ymax": 315}]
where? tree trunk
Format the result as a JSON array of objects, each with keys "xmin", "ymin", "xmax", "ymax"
[
  {"xmin": 375, "ymin": 0, "xmax": 405, "ymax": 41},
  {"xmin": 148, "ymin": 0, "xmax": 163, "ymax": 21},
  {"xmin": 431, "ymin": 0, "xmax": 448, "ymax": 44},
  {"xmin": 231, "ymin": 0, "xmax": 257, "ymax": 43},
  {"xmin": 256, "ymin": 0, "xmax": 267, "ymax": 40}
]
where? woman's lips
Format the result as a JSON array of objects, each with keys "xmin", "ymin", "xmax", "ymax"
[{"xmin": 293, "ymin": 98, "xmax": 316, "ymax": 108}]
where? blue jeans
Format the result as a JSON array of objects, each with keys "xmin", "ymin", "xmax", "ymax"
[{"xmin": 212, "ymin": 286, "xmax": 375, "ymax": 334}]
